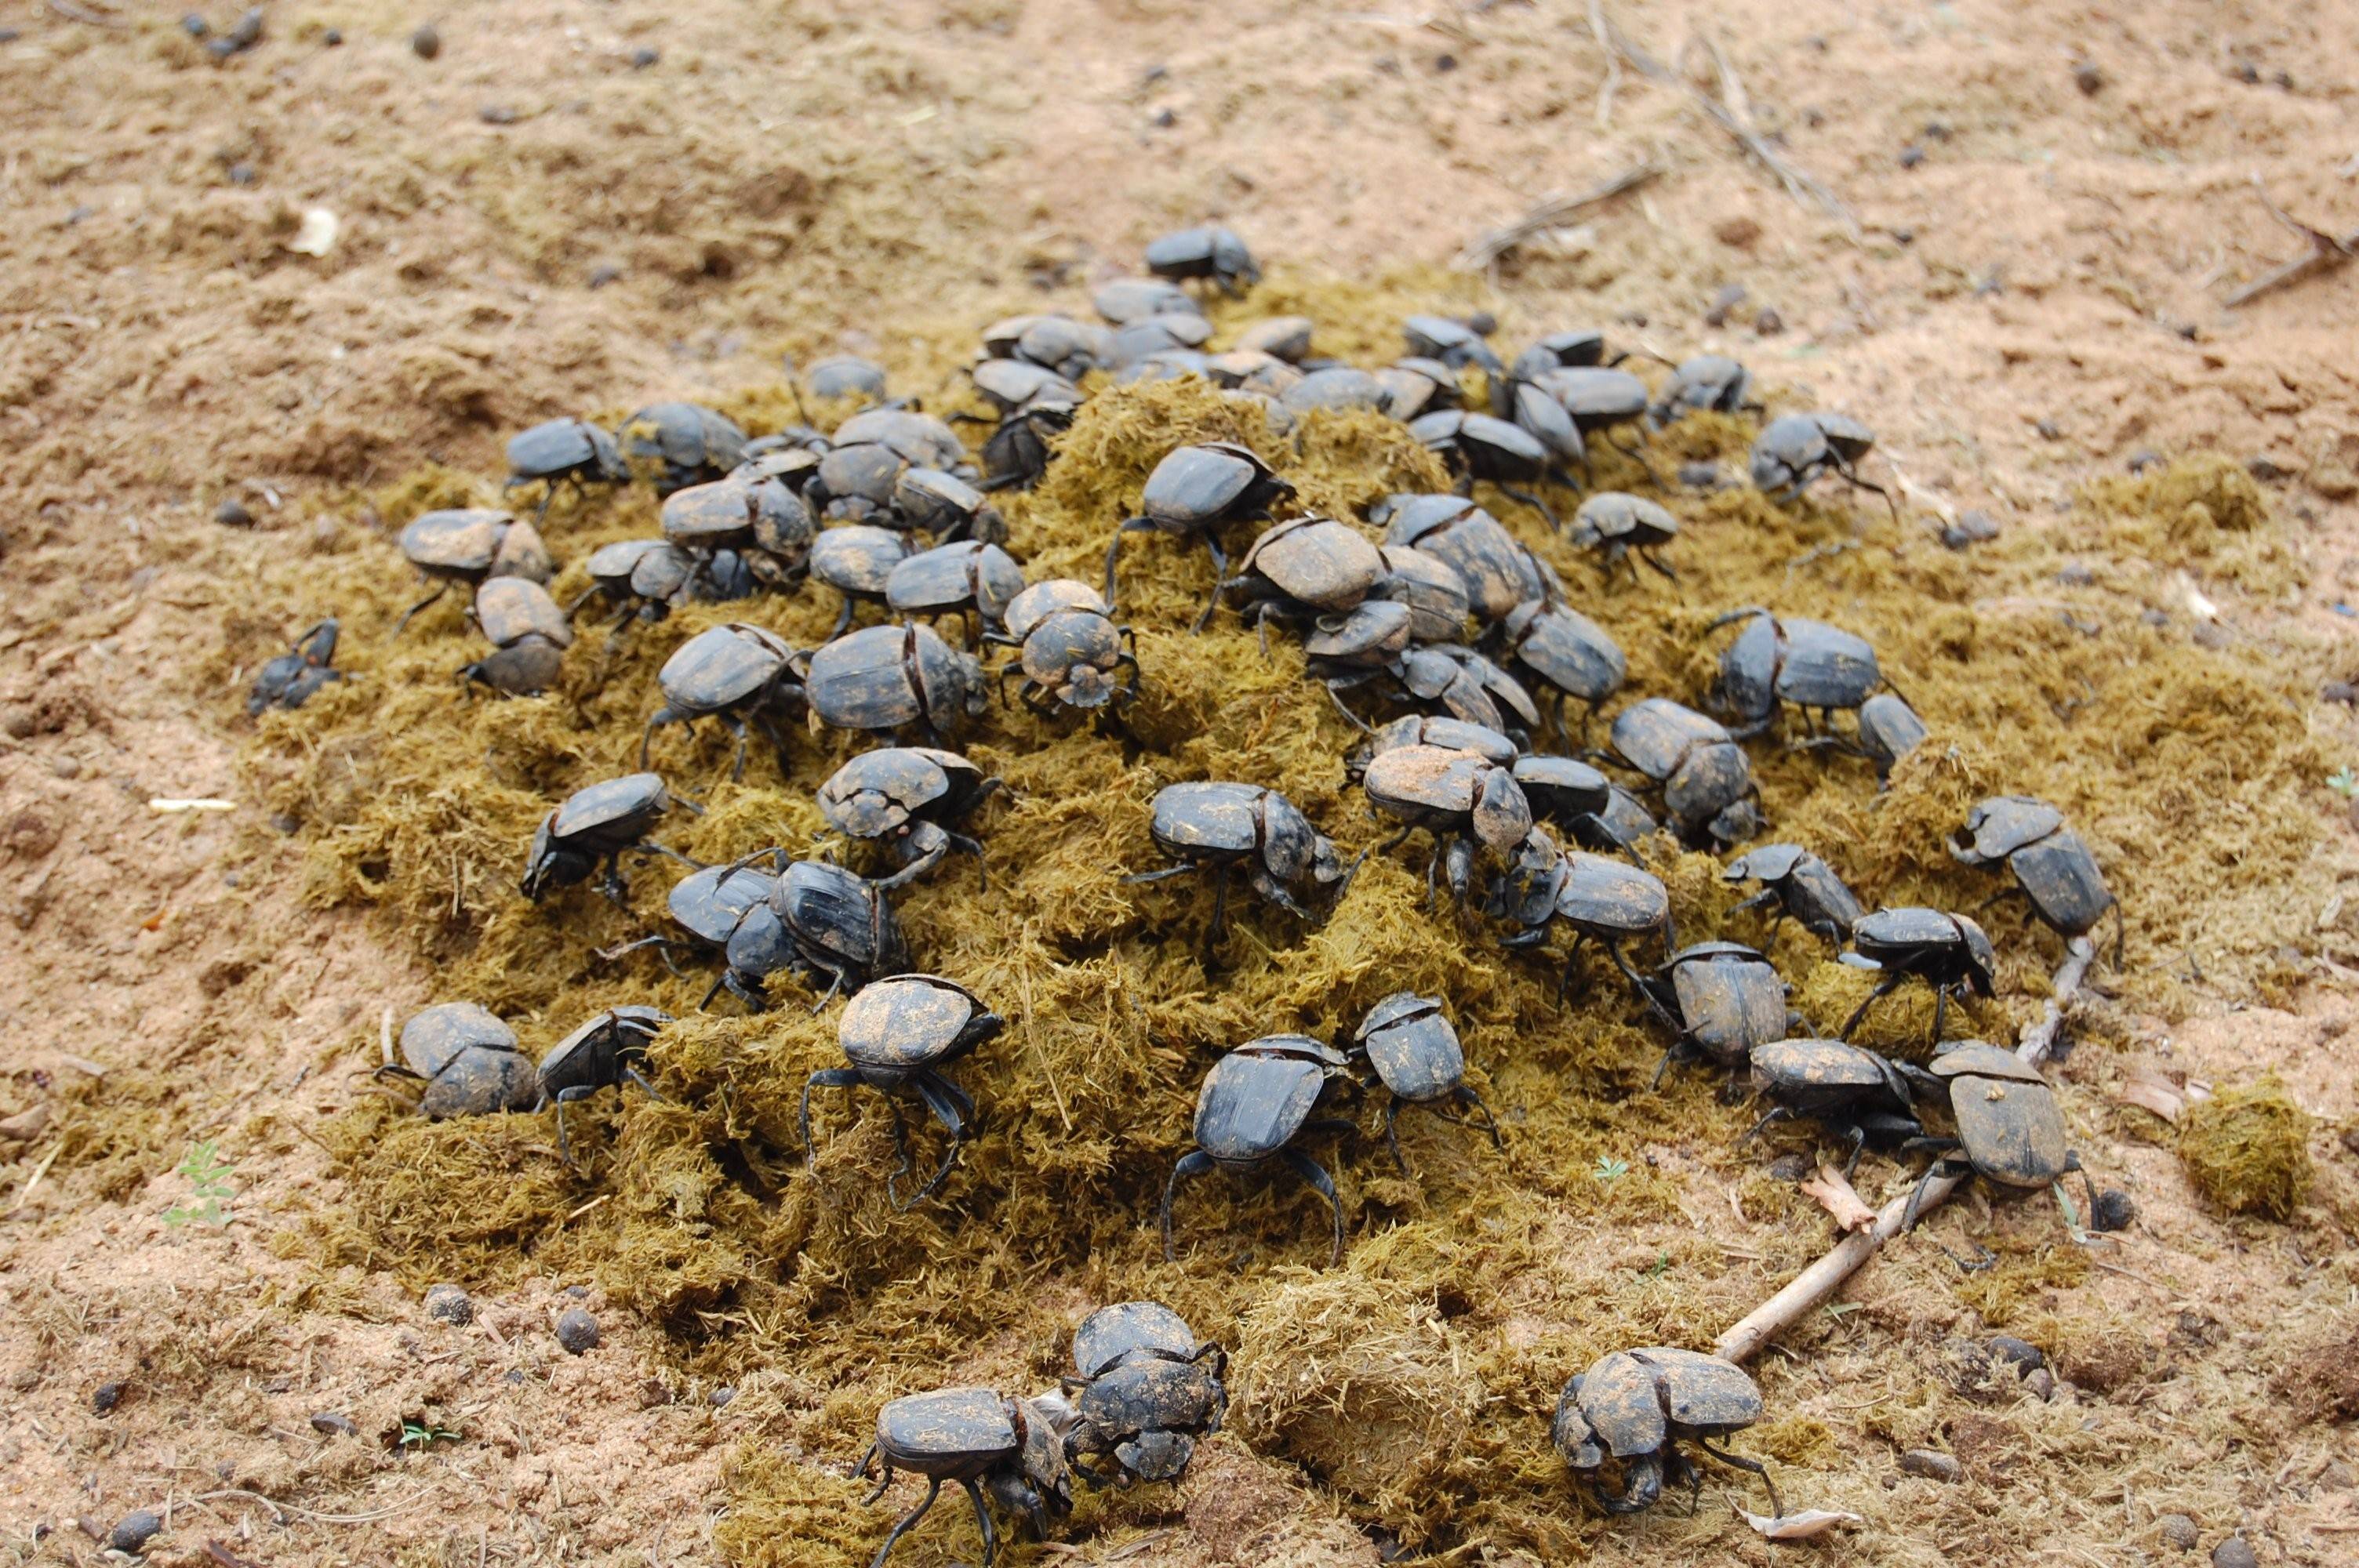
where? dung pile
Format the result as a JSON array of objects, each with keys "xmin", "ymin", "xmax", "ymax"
[{"xmin": 237, "ymin": 270, "xmax": 2343, "ymax": 1562}]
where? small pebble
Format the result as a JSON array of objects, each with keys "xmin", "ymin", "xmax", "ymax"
[
  {"xmin": 1899, "ymin": 1449, "xmax": 1961, "ymax": 1482},
  {"xmin": 2035, "ymin": 417, "xmax": 2063, "ymax": 440},
  {"xmin": 48, "ymin": 756, "xmax": 80, "ymax": 779},
  {"xmin": 1677, "ymin": 461, "xmax": 1725, "ymax": 491},
  {"xmin": 478, "ymin": 104, "xmax": 518, "ymax": 125},
  {"xmin": 2024, "ymin": 1367, "xmax": 2056, "ymax": 1401},
  {"xmin": 1460, "ymin": 310, "xmax": 1496, "ymax": 337},
  {"xmin": 2192, "ymin": 622, "xmax": 2234, "ymax": 651},
  {"xmin": 2247, "ymin": 454, "xmax": 2292, "ymax": 481},
  {"xmin": 309, "ymin": 1411, "xmax": 359, "ymax": 1437},
  {"xmin": 2057, "ymin": 562, "xmax": 2096, "ymax": 586},
  {"xmin": 2141, "ymin": 608, "xmax": 2170, "ymax": 628},
  {"xmin": 2128, "ymin": 449, "xmax": 2165, "ymax": 474},
  {"xmin": 1753, "ymin": 307, "xmax": 1783, "ymax": 336},
  {"xmin": 631, "ymin": 45, "xmax": 660, "ymax": 68},
  {"xmin": 2232, "ymin": 61, "xmax": 2260, "ymax": 85},
  {"xmin": 424, "ymin": 1283, "xmax": 474, "ymax": 1326},
  {"xmin": 215, "ymin": 496, "xmax": 253, "ymax": 528},
  {"xmin": 1899, "ymin": 143, "xmax": 1926, "ymax": 169},
  {"xmin": 181, "ymin": 13, "xmax": 210, "ymax": 37},
  {"xmin": 1941, "ymin": 508, "xmax": 2001, "ymax": 550},
  {"xmin": 1923, "ymin": 120, "xmax": 1953, "ymax": 141},
  {"xmin": 227, "ymin": 162, "xmax": 256, "ymax": 186},
  {"xmin": 1149, "ymin": 107, "xmax": 1176, "ymax": 129},
  {"xmin": 411, "ymin": 24, "xmax": 441, "ymax": 60},
  {"xmin": 109, "ymin": 1511, "xmax": 162, "ymax": 1555},
  {"xmin": 324, "ymin": 27, "xmax": 342, "ymax": 45},
  {"xmin": 1766, "ymin": 1152, "xmax": 1812, "ymax": 1181},
  {"xmin": 2212, "ymin": 1540, "xmax": 2257, "ymax": 1568},
  {"xmin": 708, "ymin": 1385, "xmax": 736, "ymax": 1409},
  {"xmin": 1433, "ymin": 53, "xmax": 1456, "ymax": 72},
  {"xmin": 1986, "ymin": 1335, "xmax": 2046, "ymax": 1375},
  {"xmin": 2073, "ymin": 60, "xmax": 2105, "ymax": 95},
  {"xmin": 2158, "ymin": 1514, "xmax": 2200, "ymax": 1551},
  {"xmin": 8, "ymin": 1368, "xmax": 37, "ymax": 1392},
  {"xmin": 2092, "ymin": 1188, "xmax": 2137, "ymax": 1232},
  {"xmin": 555, "ymin": 1307, "xmax": 599, "ymax": 1354},
  {"xmin": 588, "ymin": 262, "xmax": 624, "ymax": 289},
  {"xmin": 1702, "ymin": 282, "xmax": 1747, "ymax": 328},
  {"xmin": 92, "ymin": 1381, "xmax": 124, "ymax": 1414},
  {"xmin": 270, "ymin": 811, "xmax": 302, "ymax": 834},
  {"xmin": 2323, "ymin": 681, "xmax": 2357, "ymax": 705}
]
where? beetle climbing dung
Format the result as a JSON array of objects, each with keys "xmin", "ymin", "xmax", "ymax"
[
  {"xmin": 1552, "ymin": 1347, "xmax": 1782, "ymax": 1518},
  {"xmin": 1949, "ymin": 796, "xmax": 2124, "ymax": 963},
  {"xmin": 1350, "ymin": 992, "xmax": 1501, "ymax": 1174},
  {"xmin": 1163, "ymin": 1035, "xmax": 1356, "ymax": 1265},
  {"xmin": 803, "ymin": 973, "xmax": 1001, "ymax": 1208},
  {"xmin": 1061, "ymin": 1301, "xmax": 1227, "ymax": 1489}
]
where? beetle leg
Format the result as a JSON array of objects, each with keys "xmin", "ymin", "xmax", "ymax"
[
  {"xmin": 719, "ymin": 714, "xmax": 754, "ymax": 782},
  {"xmin": 1122, "ymin": 862, "xmax": 1196, "ymax": 886},
  {"xmin": 958, "ymin": 1478, "xmax": 1000, "ymax": 1568},
  {"xmin": 622, "ymin": 1065, "xmax": 664, "ymax": 1103},
  {"xmin": 899, "ymin": 1072, "xmax": 972, "ymax": 1210},
  {"xmin": 1899, "ymin": 1150, "xmax": 1968, "ymax": 1231},
  {"xmin": 1160, "ymin": 1148, "xmax": 1216, "ymax": 1261},
  {"xmin": 1931, "ymin": 982, "xmax": 1952, "ymax": 1046},
  {"xmin": 1202, "ymin": 870, "xmax": 1230, "ymax": 964},
  {"xmin": 638, "ymin": 706, "xmax": 688, "ymax": 771},
  {"xmin": 850, "ymin": 1439, "xmax": 881, "ymax": 1486},
  {"xmin": 798, "ymin": 1068, "xmax": 865, "ymax": 1178},
  {"xmin": 1496, "ymin": 483, "xmax": 1558, "ymax": 531},
  {"xmin": 1592, "ymin": 1451, "xmax": 1662, "ymax": 1515},
  {"xmin": 392, "ymin": 579, "xmax": 451, "ymax": 635},
  {"xmin": 1190, "ymin": 534, "xmax": 1230, "ymax": 634},
  {"xmin": 830, "ymin": 595, "xmax": 855, "ymax": 641},
  {"xmin": 1554, "ymin": 931, "xmax": 1587, "ymax": 1005},
  {"xmin": 1837, "ymin": 972, "xmax": 1905, "ymax": 1041},
  {"xmin": 1278, "ymin": 1148, "xmax": 1347, "ymax": 1267},
  {"xmin": 2108, "ymin": 898, "xmax": 2127, "ymax": 969},
  {"xmin": 1321, "ymin": 681, "xmax": 1374, "ymax": 733},
  {"xmin": 550, "ymin": 1084, "xmax": 602, "ymax": 1174},
  {"xmin": 1739, "ymin": 1105, "xmax": 1792, "ymax": 1149},
  {"xmin": 1696, "ymin": 1439, "xmax": 1782, "ymax": 1520},
  {"xmin": 1608, "ymin": 940, "xmax": 1681, "ymax": 1033},
  {"xmin": 1448, "ymin": 1083, "xmax": 1505, "ymax": 1150},
  {"xmin": 1383, "ymin": 1099, "xmax": 1410, "ymax": 1176},
  {"xmin": 865, "ymin": 1475, "xmax": 940, "ymax": 1568}
]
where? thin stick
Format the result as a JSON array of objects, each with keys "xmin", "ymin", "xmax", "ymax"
[
  {"xmin": 46, "ymin": 0, "xmax": 129, "ymax": 25},
  {"xmin": 1715, "ymin": 937, "xmax": 2095, "ymax": 1364},
  {"xmin": 192, "ymin": 1487, "xmax": 436, "ymax": 1525},
  {"xmin": 1588, "ymin": 0, "xmax": 1623, "ymax": 129},
  {"xmin": 1451, "ymin": 165, "xmax": 1663, "ymax": 273},
  {"xmin": 2223, "ymin": 181, "xmax": 2357, "ymax": 307}
]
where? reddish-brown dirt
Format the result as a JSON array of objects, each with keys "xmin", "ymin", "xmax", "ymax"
[{"xmin": 4, "ymin": 1, "xmax": 2357, "ymax": 1565}]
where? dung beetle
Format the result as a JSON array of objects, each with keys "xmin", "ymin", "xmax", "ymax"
[
  {"xmin": 969, "ymin": 358, "xmax": 1083, "ymax": 421},
  {"xmin": 1901, "ymin": 1040, "xmax": 2105, "ymax": 1232},
  {"xmin": 1950, "ymin": 796, "xmax": 2124, "ymax": 963},
  {"xmin": 660, "ymin": 472, "xmax": 815, "ymax": 573},
  {"xmin": 1499, "ymin": 378, "xmax": 1590, "ymax": 486},
  {"xmin": 803, "ymin": 972, "xmax": 1001, "ymax": 1207},
  {"xmin": 1552, "ymin": 1347, "xmax": 1780, "ymax": 1518},
  {"xmin": 817, "ymin": 746, "xmax": 998, "ymax": 888},
  {"xmin": 1750, "ymin": 411, "xmax": 1898, "ymax": 521},
  {"xmin": 534, "ymin": 1005, "xmax": 669, "ymax": 1167},
  {"xmin": 641, "ymin": 622, "xmax": 803, "ymax": 779},
  {"xmin": 1856, "ymin": 691, "xmax": 1929, "ymax": 782},
  {"xmin": 1707, "ymin": 607, "xmax": 1892, "ymax": 739},
  {"xmin": 812, "ymin": 524, "xmax": 916, "ymax": 638},
  {"xmin": 1641, "ymin": 942, "xmax": 1792, "ymax": 1084},
  {"xmin": 385, "ymin": 1003, "xmax": 537, "ymax": 1118},
  {"xmin": 1373, "ymin": 356, "xmax": 1463, "ymax": 421},
  {"xmin": 1129, "ymin": 782, "xmax": 1349, "ymax": 955},
  {"xmin": 1372, "ymin": 544, "xmax": 1473, "ymax": 642},
  {"xmin": 394, "ymin": 508, "xmax": 552, "ymax": 631},
  {"xmin": 1509, "ymin": 754, "xmax": 1641, "ymax": 857},
  {"xmin": 522, "ymin": 771, "xmax": 686, "ymax": 903},
  {"xmin": 1537, "ymin": 366, "xmax": 1652, "ymax": 440},
  {"xmin": 1506, "ymin": 328, "xmax": 1614, "ymax": 380},
  {"xmin": 1361, "ymin": 743, "xmax": 1533, "ymax": 903},
  {"xmin": 1608, "ymin": 699, "xmax": 1760, "ymax": 847},
  {"xmin": 894, "ymin": 468, "xmax": 1006, "ymax": 545},
  {"xmin": 981, "ymin": 397, "xmax": 1078, "ymax": 492},
  {"xmin": 1205, "ymin": 349, "xmax": 1303, "ymax": 397},
  {"xmin": 460, "ymin": 577, "xmax": 573, "ymax": 697},
  {"xmin": 1402, "ymin": 314, "xmax": 1504, "ymax": 376},
  {"xmin": 1060, "ymin": 1301, "xmax": 1227, "ymax": 1489},
  {"xmin": 247, "ymin": 619, "xmax": 343, "ymax": 714},
  {"xmin": 1497, "ymin": 601, "xmax": 1626, "ymax": 739},
  {"xmin": 1145, "ymin": 225, "xmax": 1260, "ymax": 296},
  {"xmin": 993, "ymin": 579, "xmax": 1140, "ymax": 715},
  {"xmin": 1746, "ymin": 1037, "xmax": 1924, "ymax": 1176},
  {"xmin": 1003, "ymin": 314, "xmax": 1115, "ymax": 381},
  {"xmin": 1375, "ymin": 494, "xmax": 1558, "ymax": 625},
  {"xmin": 597, "ymin": 862, "xmax": 774, "ymax": 975},
  {"xmin": 1349, "ymin": 713, "xmax": 1518, "ymax": 777},
  {"xmin": 617, "ymin": 401, "xmax": 749, "ymax": 495},
  {"xmin": 805, "ymin": 354, "xmax": 889, "ymax": 404},
  {"xmin": 709, "ymin": 856, "xmax": 910, "ymax": 1011},
  {"xmin": 1105, "ymin": 442, "xmax": 1294, "ymax": 629},
  {"xmin": 1310, "ymin": 610, "xmax": 1539, "ymax": 737},
  {"xmin": 570, "ymin": 538, "xmax": 696, "ymax": 628},
  {"xmin": 802, "ymin": 622, "xmax": 988, "ymax": 744},
  {"xmin": 1163, "ymin": 1035, "xmax": 1355, "ymax": 1265},
  {"xmin": 1278, "ymin": 365, "xmax": 1389, "ymax": 416},
  {"xmin": 1722, "ymin": 843, "xmax": 1865, "ymax": 952},
  {"xmin": 1395, "ymin": 642, "xmax": 1540, "ymax": 737},
  {"xmin": 1409, "ymin": 410, "xmax": 1563, "ymax": 528},
  {"xmin": 505, "ymin": 417, "xmax": 626, "ymax": 519},
  {"xmin": 1108, "ymin": 313, "xmax": 1214, "ymax": 370},
  {"xmin": 1569, "ymin": 492, "xmax": 1679, "ymax": 583},
  {"xmin": 1650, "ymin": 354, "xmax": 1758, "ymax": 424},
  {"xmin": 853, "ymin": 1386, "xmax": 1070, "ymax": 1568},
  {"xmin": 886, "ymin": 540, "xmax": 1025, "ymax": 648},
  {"xmin": 1093, "ymin": 275, "xmax": 1202, "ymax": 325},
  {"xmin": 1350, "ymin": 992, "xmax": 1500, "ymax": 1173},
  {"xmin": 1838, "ymin": 907, "xmax": 1996, "ymax": 1044},
  {"xmin": 1487, "ymin": 833, "xmax": 1675, "ymax": 1005},
  {"xmin": 1228, "ymin": 517, "xmax": 1388, "ymax": 640},
  {"xmin": 812, "ymin": 408, "xmax": 968, "ymax": 523},
  {"xmin": 1233, "ymin": 315, "xmax": 1313, "ymax": 362}
]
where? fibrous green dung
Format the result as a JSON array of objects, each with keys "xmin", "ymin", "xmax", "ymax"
[{"xmin": 236, "ymin": 274, "xmax": 2343, "ymax": 1562}]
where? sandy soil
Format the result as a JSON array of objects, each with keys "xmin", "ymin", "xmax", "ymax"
[{"xmin": 3, "ymin": 1, "xmax": 2357, "ymax": 1565}]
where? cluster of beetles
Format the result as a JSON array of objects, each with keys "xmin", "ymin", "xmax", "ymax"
[{"xmin": 269, "ymin": 225, "xmax": 2137, "ymax": 1559}]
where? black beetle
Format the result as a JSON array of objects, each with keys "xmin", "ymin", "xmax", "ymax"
[
  {"xmin": 802, "ymin": 972, "xmax": 1001, "ymax": 1207},
  {"xmin": 806, "ymin": 354, "xmax": 889, "ymax": 404},
  {"xmin": 803, "ymin": 622, "xmax": 988, "ymax": 744},
  {"xmin": 894, "ymin": 467, "xmax": 1006, "ymax": 545},
  {"xmin": 1372, "ymin": 543, "xmax": 1473, "ymax": 642},
  {"xmin": 1950, "ymin": 796, "xmax": 2124, "ymax": 962},
  {"xmin": 1093, "ymin": 276, "xmax": 1202, "ymax": 325},
  {"xmin": 1608, "ymin": 699, "xmax": 1760, "ymax": 847},
  {"xmin": 1361, "ymin": 743, "xmax": 1533, "ymax": 903},
  {"xmin": 1145, "ymin": 226, "xmax": 1260, "ymax": 296},
  {"xmin": 1707, "ymin": 607, "xmax": 1892, "ymax": 739},
  {"xmin": 1402, "ymin": 314, "xmax": 1504, "ymax": 376},
  {"xmin": 1373, "ymin": 356, "xmax": 1463, "ymax": 421},
  {"xmin": 534, "ymin": 1005, "xmax": 669, "ymax": 1167},
  {"xmin": 1005, "ymin": 314, "xmax": 1116, "ymax": 380},
  {"xmin": 1060, "ymin": 1301, "xmax": 1227, "ymax": 1489},
  {"xmin": 812, "ymin": 524, "xmax": 916, "ymax": 638},
  {"xmin": 569, "ymin": 539, "xmax": 697, "ymax": 628},
  {"xmin": 641, "ymin": 622, "xmax": 803, "ymax": 779},
  {"xmin": 817, "ymin": 746, "xmax": 998, "ymax": 888},
  {"xmin": 1722, "ymin": 843, "xmax": 1866, "ymax": 953},
  {"xmin": 247, "ymin": 619, "xmax": 343, "ymax": 714},
  {"xmin": 597, "ymin": 862, "xmax": 775, "ymax": 975},
  {"xmin": 708, "ymin": 856, "xmax": 911, "ymax": 1011},
  {"xmin": 1746, "ymin": 1036, "xmax": 1924, "ymax": 1176},
  {"xmin": 1839, "ymin": 907, "xmax": 1997, "ymax": 1044},
  {"xmin": 1105, "ymin": 442, "xmax": 1293, "ymax": 629},
  {"xmin": 1164, "ymin": 1035, "xmax": 1355, "ymax": 1265},
  {"xmin": 1569, "ymin": 492, "xmax": 1679, "ymax": 583},
  {"xmin": 505, "ymin": 417, "xmax": 626, "ymax": 519},
  {"xmin": 1129, "ymin": 782, "xmax": 1349, "ymax": 955},
  {"xmin": 1901, "ymin": 1040, "xmax": 2105, "ymax": 1232},
  {"xmin": 522, "ymin": 772, "xmax": 685, "ymax": 903},
  {"xmin": 460, "ymin": 577, "xmax": 574, "ymax": 697},
  {"xmin": 1278, "ymin": 365, "xmax": 1389, "ymax": 416},
  {"xmin": 1409, "ymin": 410, "xmax": 1564, "ymax": 527},
  {"xmin": 1228, "ymin": 517, "xmax": 1388, "ymax": 641},
  {"xmin": 853, "ymin": 1386, "xmax": 1070, "ymax": 1568},
  {"xmin": 1350, "ymin": 992, "xmax": 1500, "ymax": 1173},
  {"xmin": 1642, "ymin": 942, "xmax": 1792, "ymax": 1084},
  {"xmin": 1497, "ymin": 601, "xmax": 1627, "ymax": 739},
  {"xmin": 1855, "ymin": 691, "xmax": 1929, "ymax": 782},
  {"xmin": 886, "ymin": 540, "xmax": 1026, "ymax": 648},
  {"xmin": 1650, "ymin": 354, "xmax": 1758, "ymax": 425},
  {"xmin": 1107, "ymin": 312, "xmax": 1214, "ymax": 370},
  {"xmin": 1537, "ymin": 366, "xmax": 1652, "ymax": 441},
  {"xmin": 1750, "ymin": 411, "xmax": 1898, "ymax": 521},
  {"xmin": 385, "ymin": 1003, "xmax": 538, "ymax": 1118},
  {"xmin": 1488, "ymin": 832, "xmax": 1676, "ymax": 1006},
  {"xmin": 1552, "ymin": 1347, "xmax": 1781, "ymax": 1518},
  {"xmin": 1508, "ymin": 754, "xmax": 1645, "ymax": 858},
  {"xmin": 617, "ymin": 401, "xmax": 749, "ymax": 495},
  {"xmin": 812, "ymin": 408, "xmax": 969, "ymax": 523},
  {"xmin": 1309, "ymin": 608, "xmax": 1539, "ymax": 737},
  {"xmin": 1349, "ymin": 713, "xmax": 1519, "ymax": 778},
  {"xmin": 1374, "ymin": 494, "xmax": 1558, "ymax": 625},
  {"xmin": 969, "ymin": 358, "xmax": 1083, "ymax": 421},
  {"xmin": 659, "ymin": 472, "xmax": 816, "ymax": 581},
  {"xmin": 981, "ymin": 397, "xmax": 1078, "ymax": 492},
  {"xmin": 994, "ymin": 579, "xmax": 1140, "ymax": 715},
  {"xmin": 1233, "ymin": 314, "xmax": 1314, "ymax": 362},
  {"xmin": 394, "ymin": 508, "xmax": 553, "ymax": 631}
]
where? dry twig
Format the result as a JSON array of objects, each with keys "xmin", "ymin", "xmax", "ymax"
[
  {"xmin": 2223, "ymin": 180, "xmax": 2357, "ymax": 307},
  {"xmin": 1587, "ymin": 0, "xmax": 1622, "ymax": 129},
  {"xmin": 45, "ymin": 0, "xmax": 129, "ymax": 25},
  {"xmin": 1714, "ymin": 937, "xmax": 2095, "ymax": 1365},
  {"xmin": 1451, "ymin": 165, "xmax": 1663, "ymax": 274}
]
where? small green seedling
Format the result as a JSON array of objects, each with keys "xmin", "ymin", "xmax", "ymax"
[
  {"xmin": 1590, "ymin": 1155, "xmax": 1630, "ymax": 1184},
  {"xmin": 2328, "ymin": 766, "xmax": 2358, "ymax": 800},
  {"xmin": 399, "ymin": 1420, "xmax": 463, "ymax": 1450},
  {"xmin": 162, "ymin": 1142, "xmax": 235, "ymax": 1228}
]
